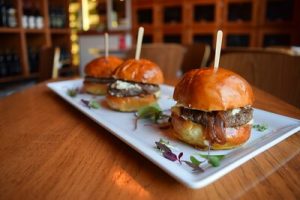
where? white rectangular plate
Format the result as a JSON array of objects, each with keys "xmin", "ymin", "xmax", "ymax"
[{"xmin": 47, "ymin": 79, "xmax": 300, "ymax": 189}]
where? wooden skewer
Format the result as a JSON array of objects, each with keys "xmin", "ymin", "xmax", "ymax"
[
  {"xmin": 105, "ymin": 33, "xmax": 109, "ymax": 58},
  {"xmin": 213, "ymin": 30, "xmax": 223, "ymax": 72},
  {"xmin": 135, "ymin": 27, "xmax": 144, "ymax": 60}
]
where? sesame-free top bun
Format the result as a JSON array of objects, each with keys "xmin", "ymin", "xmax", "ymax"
[
  {"xmin": 85, "ymin": 56, "xmax": 123, "ymax": 78},
  {"xmin": 113, "ymin": 59, "xmax": 164, "ymax": 84},
  {"xmin": 173, "ymin": 67, "xmax": 254, "ymax": 111}
]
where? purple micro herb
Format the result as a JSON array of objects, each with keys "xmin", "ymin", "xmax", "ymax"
[
  {"xmin": 155, "ymin": 141, "xmax": 182, "ymax": 162},
  {"xmin": 155, "ymin": 140, "xmax": 204, "ymax": 173},
  {"xmin": 178, "ymin": 152, "xmax": 183, "ymax": 164},
  {"xmin": 163, "ymin": 151, "xmax": 178, "ymax": 161},
  {"xmin": 81, "ymin": 99, "xmax": 90, "ymax": 108}
]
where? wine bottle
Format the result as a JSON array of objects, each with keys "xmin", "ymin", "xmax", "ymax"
[
  {"xmin": 12, "ymin": 51, "xmax": 21, "ymax": 75},
  {"xmin": 28, "ymin": 47, "xmax": 39, "ymax": 72},
  {"xmin": 0, "ymin": 0, "xmax": 7, "ymax": 27},
  {"xmin": 5, "ymin": 49, "xmax": 12, "ymax": 75},
  {"xmin": 28, "ymin": 3, "xmax": 35, "ymax": 29},
  {"xmin": 22, "ymin": 2, "xmax": 28, "ymax": 28},
  {"xmin": 34, "ymin": 3, "xmax": 43, "ymax": 29},
  {"xmin": 0, "ymin": 51, "xmax": 6, "ymax": 77},
  {"xmin": 6, "ymin": 2, "xmax": 17, "ymax": 27},
  {"xmin": 49, "ymin": 6, "xmax": 55, "ymax": 28}
]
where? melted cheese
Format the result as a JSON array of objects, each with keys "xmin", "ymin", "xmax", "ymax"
[
  {"xmin": 111, "ymin": 80, "xmax": 141, "ymax": 90},
  {"xmin": 231, "ymin": 108, "xmax": 241, "ymax": 115},
  {"xmin": 154, "ymin": 90, "xmax": 161, "ymax": 98},
  {"xmin": 247, "ymin": 119, "xmax": 254, "ymax": 125}
]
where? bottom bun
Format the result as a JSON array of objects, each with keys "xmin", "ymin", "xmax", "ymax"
[
  {"xmin": 171, "ymin": 108, "xmax": 251, "ymax": 150},
  {"xmin": 106, "ymin": 94, "xmax": 157, "ymax": 112},
  {"xmin": 83, "ymin": 82, "xmax": 108, "ymax": 95}
]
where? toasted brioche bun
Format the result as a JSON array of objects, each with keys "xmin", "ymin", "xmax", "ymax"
[
  {"xmin": 85, "ymin": 56, "xmax": 123, "ymax": 78},
  {"xmin": 106, "ymin": 94, "xmax": 157, "ymax": 112},
  {"xmin": 82, "ymin": 82, "xmax": 108, "ymax": 95},
  {"xmin": 171, "ymin": 107, "xmax": 251, "ymax": 150},
  {"xmin": 174, "ymin": 67, "xmax": 254, "ymax": 112},
  {"xmin": 113, "ymin": 59, "xmax": 164, "ymax": 85}
]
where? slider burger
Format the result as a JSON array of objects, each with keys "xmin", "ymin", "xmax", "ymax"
[
  {"xmin": 171, "ymin": 67, "xmax": 254, "ymax": 150},
  {"xmin": 106, "ymin": 59, "xmax": 164, "ymax": 112},
  {"xmin": 83, "ymin": 56, "xmax": 123, "ymax": 95}
]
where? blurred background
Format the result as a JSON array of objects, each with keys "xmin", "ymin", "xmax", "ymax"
[{"xmin": 0, "ymin": 0, "xmax": 299, "ymax": 107}]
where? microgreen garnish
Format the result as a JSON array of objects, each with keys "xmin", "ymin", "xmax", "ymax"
[
  {"xmin": 253, "ymin": 124, "xmax": 268, "ymax": 132},
  {"xmin": 155, "ymin": 141, "xmax": 171, "ymax": 153},
  {"xmin": 159, "ymin": 138, "xmax": 169, "ymax": 145},
  {"xmin": 154, "ymin": 140, "xmax": 225, "ymax": 172},
  {"xmin": 182, "ymin": 161, "xmax": 204, "ymax": 173},
  {"xmin": 155, "ymin": 140, "xmax": 204, "ymax": 173},
  {"xmin": 178, "ymin": 152, "xmax": 183, "ymax": 164},
  {"xmin": 67, "ymin": 88, "xmax": 78, "ymax": 97},
  {"xmin": 163, "ymin": 151, "xmax": 178, "ymax": 161},
  {"xmin": 198, "ymin": 154, "xmax": 225, "ymax": 167},
  {"xmin": 155, "ymin": 141, "xmax": 181, "ymax": 162},
  {"xmin": 190, "ymin": 155, "xmax": 202, "ymax": 166},
  {"xmin": 134, "ymin": 103, "xmax": 171, "ymax": 130},
  {"xmin": 184, "ymin": 156, "xmax": 204, "ymax": 173},
  {"xmin": 81, "ymin": 99, "xmax": 100, "ymax": 109}
]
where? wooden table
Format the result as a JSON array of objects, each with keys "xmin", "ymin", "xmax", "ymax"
[{"xmin": 0, "ymin": 79, "xmax": 299, "ymax": 200}]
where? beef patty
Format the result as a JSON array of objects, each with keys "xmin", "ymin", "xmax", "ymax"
[
  {"xmin": 180, "ymin": 106, "xmax": 253, "ymax": 128},
  {"xmin": 108, "ymin": 80, "xmax": 160, "ymax": 97}
]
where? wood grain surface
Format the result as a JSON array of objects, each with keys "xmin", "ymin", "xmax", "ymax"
[{"xmin": 0, "ymin": 80, "xmax": 299, "ymax": 200}]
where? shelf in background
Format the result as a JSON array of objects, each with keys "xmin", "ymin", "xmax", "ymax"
[
  {"xmin": 50, "ymin": 29, "xmax": 71, "ymax": 34},
  {"xmin": 25, "ymin": 29, "xmax": 46, "ymax": 34},
  {"xmin": 0, "ymin": 73, "xmax": 39, "ymax": 84},
  {"xmin": 59, "ymin": 67, "xmax": 77, "ymax": 73},
  {"xmin": 0, "ymin": 0, "xmax": 73, "ymax": 85},
  {"xmin": 0, "ymin": 28, "xmax": 22, "ymax": 33}
]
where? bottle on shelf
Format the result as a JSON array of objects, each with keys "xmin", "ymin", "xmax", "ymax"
[
  {"xmin": 60, "ymin": 8, "xmax": 67, "ymax": 28},
  {"xmin": 5, "ymin": 49, "xmax": 13, "ymax": 75},
  {"xmin": 0, "ymin": 49, "xmax": 22, "ymax": 76},
  {"xmin": 266, "ymin": 0, "xmax": 293, "ymax": 22},
  {"xmin": 34, "ymin": 3, "xmax": 43, "ymax": 29},
  {"xmin": 49, "ymin": 6, "xmax": 67, "ymax": 28},
  {"xmin": 163, "ymin": 6, "xmax": 182, "ymax": 24},
  {"xmin": 6, "ymin": 2, "xmax": 17, "ymax": 27},
  {"xmin": 11, "ymin": 51, "xmax": 21, "ymax": 75},
  {"xmin": 60, "ymin": 47, "xmax": 71, "ymax": 68},
  {"xmin": 27, "ymin": 2, "xmax": 35, "ymax": 29},
  {"xmin": 49, "ymin": 6, "xmax": 55, "ymax": 28},
  {"xmin": 28, "ymin": 47, "xmax": 39, "ymax": 73},
  {"xmin": 0, "ymin": 0, "xmax": 7, "ymax": 27},
  {"xmin": 0, "ymin": 50, "xmax": 7, "ymax": 77},
  {"xmin": 22, "ymin": 2, "xmax": 29, "ymax": 28}
]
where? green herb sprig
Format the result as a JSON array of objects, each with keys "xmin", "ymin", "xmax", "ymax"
[
  {"xmin": 67, "ymin": 88, "xmax": 78, "ymax": 97},
  {"xmin": 134, "ymin": 103, "xmax": 170, "ymax": 130},
  {"xmin": 198, "ymin": 154, "xmax": 225, "ymax": 167},
  {"xmin": 81, "ymin": 99, "xmax": 100, "ymax": 109},
  {"xmin": 253, "ymin": 124, "xmax": 268, "ymax": 132}
]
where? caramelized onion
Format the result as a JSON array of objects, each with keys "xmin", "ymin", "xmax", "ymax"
[{"xmin": 205, "ymin": 113, "xmax": 226, "ymax": 144}]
